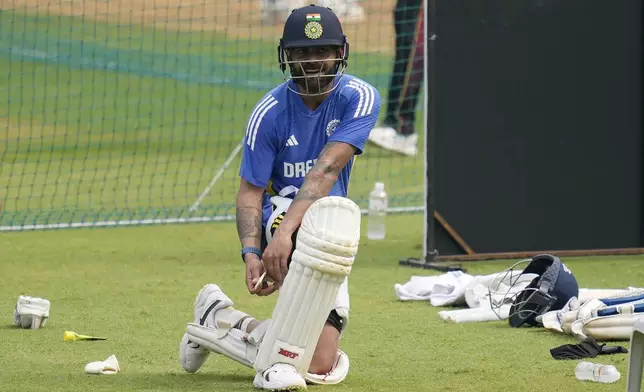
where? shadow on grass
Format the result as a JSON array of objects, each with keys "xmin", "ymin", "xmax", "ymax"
[
  {"xmin": 0, "ymin": 325, "xmax": 22, "ymax": 330},
  {"xmin": 73, "ymin": 370, "xmax": 256, "ymax": 391}
]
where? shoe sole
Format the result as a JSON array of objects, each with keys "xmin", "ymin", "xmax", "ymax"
[{"xmin": 367, "ymin": 138, "xmax": 417, "ymax": 156}]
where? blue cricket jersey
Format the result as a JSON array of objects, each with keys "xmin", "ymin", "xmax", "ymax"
[{"xmin": 239, "ymin": 74, "xmax": 381, "ymax": 227}]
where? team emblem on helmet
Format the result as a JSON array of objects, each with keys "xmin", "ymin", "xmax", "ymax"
[{"xmin": 304, "ymin": 21, "xmax": 323, "ymax": 40}]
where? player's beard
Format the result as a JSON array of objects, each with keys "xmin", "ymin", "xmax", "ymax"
[{"xmin": 291, "ymin": 60, "xmax": 336, "ymax": 96}]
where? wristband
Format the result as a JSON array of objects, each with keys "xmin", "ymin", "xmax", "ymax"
[{"xmin": 241, "ymin": 247, "xmax": 262, "ymax": 263}]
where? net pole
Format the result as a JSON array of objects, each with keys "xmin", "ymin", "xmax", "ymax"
[
  {"xmin": 400, "ymin": 0, "xmax": 458, "ymax": 271},
  {"xmin": 423, "ymin": 0, "xmax": 438, "ymax": 263}
]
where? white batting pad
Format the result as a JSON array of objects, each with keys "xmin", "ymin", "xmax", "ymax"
[
  {"xmin": 575, "ymin": 313, "xmax": 643, "ymax": 341},
  {"xmin": 186, "ymin": 320, "xmax": 269, "ymax": 368},
  {"xmin": 187, "ymin": 320, "xmax": 351, "ymax": 383},
  {"xmin": 541, "ymin": 297, "xmax": 582, "ymax": 334},
  {"xmin": 542, "ymin": 289, "xmax": 644, "ymax": 336},
  {"xmin": 439, "ymin": 304, "xmax": 511, "ymax": 323},
  {"xmin": 254, "ymin": 196, "xmax": 361, "ymax": 375},
  {"xmin": 186, "ymin": 322, "xmax": 351, "ymax": 384},
  {"xmin": 572, "ymin": 302, "xmax": 644, "ymax": 341},
  {"xmin": 13, "ymin": 295, "xmax": 50, "ymax": 329},
  {"xmin": 578, "ymin": 288, "xmax": 640, "ymax": 302},
  {"xmin": 304, "ymin": 349, "xmax": 350, "ymax": 385}
]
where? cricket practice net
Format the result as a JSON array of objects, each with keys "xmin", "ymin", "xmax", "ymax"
[{"xmin": 0, "ymin": 0, "xmax": 426, "ymax": 231}]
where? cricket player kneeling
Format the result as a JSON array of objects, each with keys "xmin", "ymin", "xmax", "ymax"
[
  {"xmin": 182, "ymin": 196, "xmax": 359, "ymax": 389},
  {"xmin": 13, "ymin": 295, "xmax": 50, "ymax": 329}
]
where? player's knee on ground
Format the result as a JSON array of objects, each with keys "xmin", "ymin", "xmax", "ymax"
[{"xmin": 308, "ymin": 322, "xmax": 342, "ymax": 374}]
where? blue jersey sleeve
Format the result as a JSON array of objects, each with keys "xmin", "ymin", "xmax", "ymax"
[
  {"xmin": 238, "ymin": 95, "xmax": 280, "ymax": 188},
  {"xmin": 329, "ymin": 80, "xmax": 381, "ymax": 154}
]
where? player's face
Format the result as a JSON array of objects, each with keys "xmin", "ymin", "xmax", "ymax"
[{"xmin": 287, "ymin": 45, "xmax": 341, "ymax": 95}]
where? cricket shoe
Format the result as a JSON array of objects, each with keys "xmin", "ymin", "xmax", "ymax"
[
  {"xmin": 368, "ymin": 126, "xmax": 418, "ymax": 156},
  {"xmin": 179, "ymin": 284, "xmax": 233, "ymax": 373},
  {"xmin": 254, "ymin": 363, "xmax": 307, "ymax": 391}
]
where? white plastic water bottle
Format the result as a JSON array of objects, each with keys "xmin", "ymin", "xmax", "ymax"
[
  {"xmin": 367, "ymin": 182, "xmax": 388, "ymax": 240},
  {"xmin": 574, "ymin": 361, "xmax": 621, "ymax": 383}
]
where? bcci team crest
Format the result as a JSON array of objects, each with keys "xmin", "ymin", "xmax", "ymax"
[
  {"xmin": 304, "ymin": 21, "xmax": 323, "ymax": 39},
  {"xmin": 326, "ymin": 119, "xmax": 340, "ymax": 136},
  {"xmin": 304, "ymin": 13, "xmax": 323, "ymax": 40}
]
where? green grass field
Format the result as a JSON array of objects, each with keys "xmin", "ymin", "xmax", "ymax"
[
  {"xmin": 1, "ymin": 214, "xmax": 643, "ymax": 392},
  {"xmin": 0, "ymin": 10, "xmax": 425, "ymax": 230},
  {"xmin": 3, "ymin": 7, "xmax": 641, "ymax": 392}
]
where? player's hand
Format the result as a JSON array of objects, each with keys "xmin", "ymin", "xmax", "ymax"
[
  {"xmin": 245, "ymin": 255, "xmax": 278, "ymax": 296},
  {"xmin": 262, "ymin": 230, "xmax": 293, "ymax": 286}
]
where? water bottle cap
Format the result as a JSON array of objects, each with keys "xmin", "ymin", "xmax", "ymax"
[{"xmin": 374, "ymin": 182, "xmax": 385, "ymax": 191}]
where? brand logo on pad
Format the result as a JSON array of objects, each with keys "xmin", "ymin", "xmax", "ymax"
[{"xmin": 278, "ymin": 348, "xmax": 299, "ymax": 359}]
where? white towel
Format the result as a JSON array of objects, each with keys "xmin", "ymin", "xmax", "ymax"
[{"xmin": 394, "ymin": 271, "xmax": 475, "ymax": 306}]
